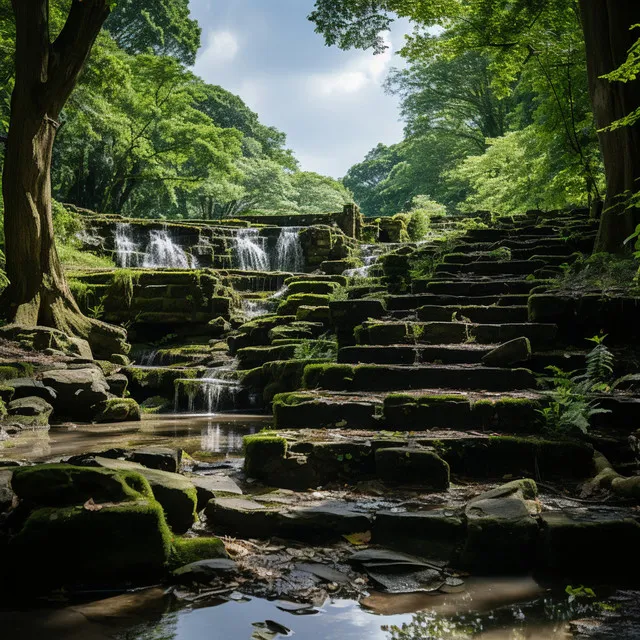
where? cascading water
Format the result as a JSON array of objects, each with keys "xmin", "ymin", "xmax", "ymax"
[
  {"xmin": 343, "ymin": 244, "xmax": 382, "ymax": 278},
  {"xmin": 114, "ymin": 223, "xmax": 141, "ymax": 268},
  {"xmin": 274, "ymin": 227, "xmax": 304, "ymax": 272},
  {"xmin": 233, "ymin": 228, "xmax": 270, "ymax": 271},
  {"xmin": 142, "ymin": 228, "xmax": 198, "ymax": 268},
  {"xmin": 177, "ymin": 366, "xmax": 242, "ymax": 414}
]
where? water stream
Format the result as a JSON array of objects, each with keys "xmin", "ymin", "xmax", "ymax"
[
  {"xmin": 274, "ymin": 227, "xmax": 304, "ymax": 272},
  {"xmin": 233, "ymin": 228, "xmax": 270, "ymax": 271},
  {"xmin": 142, "ymin": 229, "xmax": 198, "ymax": 269},
  {"xmin": 3, "ymin": 577, "xmax": 634, "ymax": 639}
]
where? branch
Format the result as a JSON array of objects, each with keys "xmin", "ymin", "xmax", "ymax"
[{"xmin": 46, "ymin": 0, "xmax": 111, "ymax": 115}]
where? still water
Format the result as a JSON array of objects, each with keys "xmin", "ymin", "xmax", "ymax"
[
  {"xmin": 2, "ymin": 577, "xmax": 607, "ymax": 640},
  {"xmin": 0, "ymin": 414, "xmax": 271, "ymax": 462}
]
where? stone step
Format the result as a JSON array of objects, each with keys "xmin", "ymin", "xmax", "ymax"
[
  {"xmin": 356, "ymin": 320, "xmax": 557, "ymax": 348},
  {"xmin": 387, "ymin": 293, "xmax": 529, "ymax": 311},
  {"xmin": 413, "ymin": 279, "xmax": 550, "ymax": 296},
  {"xmin": 416, "ymin": 305, "xmax": 529, "ymax": 324},
  {"xmin": 339, "ymin": 344, "xmax": 587, "ymax": 373},
  {"xmin": 435, "ymin": 260, "xmax": 546, "ymax": 276},
  {"xmin": 302, "ymin": 362, "xmax": 536, "ymax": 392},
  {"xmin": 244, "ymin": 429, "xmax": 594, "ymax": 490},
  {"xmin": 443, "ymin": 246, "xmax": 577, "ymax": 263}
]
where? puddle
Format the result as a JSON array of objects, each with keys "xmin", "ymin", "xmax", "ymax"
[
  {"xmin": 0, "ymin": 414, "xmax": 271, "ymax": 462},
  {"xmin": 2, "ymin": 578, "xmax": 636, "ymax": 639}
]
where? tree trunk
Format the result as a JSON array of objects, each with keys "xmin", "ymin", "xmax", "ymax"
[
  {"xmin": 1, "ymin": 0, "xmax": 127, "ymax": 357},
  {"xmin": 579, "ymin": 0, "xmax": 640, "ymax": 252}
]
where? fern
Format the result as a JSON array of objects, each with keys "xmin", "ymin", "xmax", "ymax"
[{"xmin": 584, "ymin": 334, "xmax": 614, "ymax": 389}]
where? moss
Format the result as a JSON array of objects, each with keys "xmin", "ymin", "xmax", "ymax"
[
  {"xmin": 302, "ymin": 363, "xmax": 355, "ymax": 390},
  {"xmin": 418, "ymin": 394, "xmax": 468, "ymax": 404},
  {"xmin": 0, "ymin": 363, "xmax": 35, "ymax": 381},
  {"xmin": 9, "ymin": 500, "xmax": 172, "ymax": 591},
  {"xmin": 244, "ymin": 434, "xmax": 288, "ymax": 478},
  {"xmin": 140, "ymin": 396, "xmax": 173, "ymax": 414},
  {"xmin": 276, "ymin": 293, "xmax": 331, "ymax": 316},
  {"xmin": 92, "ymin": 398, "xmax": 142, "ymax": 423},
  {"xmin": 11, "ymin": 464, "xmax": 153, "ymax": 506},
  {"xmin": 170, "ymin": 536, "xmax": 228, "ymax": 569}
]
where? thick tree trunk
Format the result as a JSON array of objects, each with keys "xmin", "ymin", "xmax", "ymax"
[
  {"xmin": 1, "ymin": 0, "xmax": 127, "ymax": 357},
  {"xmin": 579, "ymin": 0, "xmax": 640, "ymax": 252}
]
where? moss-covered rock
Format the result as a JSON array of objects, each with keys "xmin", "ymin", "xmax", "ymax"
[
  {"xmin": 287, "ymin": 281, "xmax": 339, "ymax": 296},
  {"xmin": 170, "ymin": 536, "xmax": 228, "ymax": 569},
  {"xmin": 276, "ymin": 293, "xmax": 331, "ymax": 316},
  {"xmin": 92, "ymin": 398, "xmax": 141, "ymax": 423},
  {"xmin": 7, "ymin": 396, "xmax": 53, "ymax": 428},
  {"xmin": 11, "ymin": 464, "xmax": 153, "ymax": 506},
  {"xmin": 374, "ymin": 447, "xmax": 450, "ymax": 490},
  {"xmin": 0, "ymin": 363, "xmax": 35, "ymax": 381},
  {"xmin": 124, "ymin": 366, "xmax": 201, "ymax": 400},
  {"xmin": 88, "ymin": 457, "xmax": 198, "ymax": 534},
  {"xmin": 244, "ymin": 433, "xmax": 288, "ymax": 479},
  {"xmin": 296, "ymin": 305, "xmax": 331, "ymax": 324},
  {"xmin": 8, "ymin": 500, "xmax": 172, "ymax": 592}
]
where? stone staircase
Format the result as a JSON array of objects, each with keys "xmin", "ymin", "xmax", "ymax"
[{"xmin": 221, "ymin": 209, "xmax": 640, "ymax": 582}]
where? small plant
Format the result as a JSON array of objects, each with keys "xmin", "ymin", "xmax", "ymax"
[
  {"xmin": 294, "ymin": 339, "xmax": 338, "ymax": 361},
  {"xmin": 87, "ymin": 296, "xmax": 107, "ymax": 320},
  {"xmin": 488, "ymin": 246, "xmax": 512, "ymax": 261},
  {"xmin": 565, "ymin": 585, "xmax": 596, "ymax": 602},
  {"xmin": 538, "ymin": 336, "xmax": 613, "ymax": 435},
  {"xmin": 329, "ymin": 286, "xmax": 349, "ymax": 301}
]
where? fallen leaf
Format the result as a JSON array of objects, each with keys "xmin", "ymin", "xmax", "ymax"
[
  {"xmin": 342, "ymin": 531, "xmax": 371, "ymax": 545},
  {"xmin": 83, "ymin": 498, "xmax": 102, "ymax": 512}
]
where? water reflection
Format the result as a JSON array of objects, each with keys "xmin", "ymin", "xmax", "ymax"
[{"xmin": 0, "ymin": 415, "xmax": 271, "ymax": 463}]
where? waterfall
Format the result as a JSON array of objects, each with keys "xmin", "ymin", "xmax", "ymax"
[
  {"xmin": 175, "ymin": 367, "xmax": 242, "ymax": 414},
  {"xmin": 242, "ymin": 298, "xmax": 274, "ymax": 320},
  {"xmin": 114, "ymin": 223, "xmax": 141, "ymax": 268},
  {"xmin": 233, "ymin": 228, "xmax": 270, "ymax": 271},
  {"xmin": 343, "ymin": 244, "xmax": 384, "ymax": 278},
  {"xmin": 274, "ymin": 227, "xmax": 304, "ymax": 272},
  {"xmin": 142, "ymin": 229, "xmax": 198, "ymax": 269}
]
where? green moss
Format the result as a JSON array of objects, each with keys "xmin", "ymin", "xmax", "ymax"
[
  {"xmin": 277, "ymin": 293, "xmax": 331, "ymax": 316},
  {"xmin": 58, "ymin": 243, "xmax": 116, "ymax": 268},
  {"xmin": 302, "ymin": 363, "xmax": 355, "ymax": 390},
  {"xmin": 418, "ymin": 394, "xmax": 468, "ymax": 404},
  {"xmin": 93, "ymin": 398, "xmax": 141, "ymax": 423},
  {"xmin": 0, "ymin": 363, "xmax": 35, "ymax": 381},
  {"xmin": 170, "ymin": 536, "xmax": 228, "ymax": 569},
  {"xmin": 140, "ymin": 396, "xmax": 172, "ymax": 414},
  {"xmin": 9, "ymin": 500, "xmax": 172, "ymax": 591},
  {"xmin": 244, "ymin": 434, "xmax": 288, "ymax": 477},
  {"xmin": 287, "ymin": 281, "xmax": 339, "ymax": 296},
  {"xmin": 11, "ymin": 464, "xmax": 153, "ymax": 506}
]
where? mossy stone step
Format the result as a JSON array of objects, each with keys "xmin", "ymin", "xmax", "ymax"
[
  {"xmin": 435, "ymin": 260, "xmax": 547, "ymax": 277},
  {"xmin": 416, "ymin": 305, "xmax": 529, "ymax": 324},
  {"xmin": 356, "ymin": 321, "xmax": 557, "ymax": 348},
  {"xmin": 386, "ymin": 293, "xmax": 529, "ymax": 311},
  {"xmin": 339, "ymin": 344, "xmax": 492, "ymax": 365},
  {"xmin": 272, "ymin": 391, "xmax": 382, "ymax": 429},
  {"xmin": 302, "ymin": 363, "xmax": 536, "ymax": 392},
  {"xmin": 383, "ymin": 392, "xmax": 542, "ymax": 432},
  {"xmin": 413, "ymin": 279, "xmax": 549, "ymax": 296},
  {"xmin": 124, "ymin": 365, "xmax": 203, "ymax": 400}
]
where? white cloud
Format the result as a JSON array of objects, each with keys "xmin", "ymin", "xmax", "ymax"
[
  {"xmin": 196, "ymin": 30, "xmax": 240, "ymax": 67},
  {"xmin": 307, "ymin": 33, "xmax": 394, "ymax": 98}
]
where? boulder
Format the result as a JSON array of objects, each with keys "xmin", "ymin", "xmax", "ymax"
[
  {"xmin": 8, "ymin": 500, "xmax": 172, "ymax": 592},
  {"xmin": 42, "ymin": 367, "xmax": 112, "ymax": 419},
  {"xmin": 481, "ymin": 337, "xmax": 531, "ymax": 367},
  {"xmin": 0, "ymin": 324, "xmax": 92, "ymax": 358},
  {"xmin": 105, "ymin": 373, "xmax": 129, "ymax": 397},
  {"xmin": 461, "ymin": 480, "xmax": 540, "ymax": 573},
  {"xmin": 5, "ymin": 378, "xmax": 57, "ymax": 404},
  {"xmin": 90, "ymin": 457, "xmax": 198, "ymax": 534},
  {"xmin": 7, "ymin": 396, "xmax": 53, "ymax": 428},
  {"xmin": 172, "ymin": 557, "xmax": 237, "ymax": 584},
  {"xmin": 375, "ymin": 447, "xmax": 450, "ymax": 490},
  {"xmin": 91, "ymin": 398, "xmax": 141, "ymax": 423},
  {"xmin": 11, "ymin": 464, "xmax": 154, "ymax": 506}
]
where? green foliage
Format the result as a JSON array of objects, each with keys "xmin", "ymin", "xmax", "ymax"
[
  {"xmin": 538, "ymin": 337, "xmax": 613, "ymax": 435},
  {"xmin": 405, "ymin": 196, "xmax": 445, "ymax": 241},
  {"xmin": 554, "ymin": 253, "xmax": 639, "ymax": 295},
  {"xmin": 293, "ymin": 339, "xmax": 338, "ymax": 361},
  {"xmin": 488, "ymin": 246, "xmax": 512, "ymax": 261}
]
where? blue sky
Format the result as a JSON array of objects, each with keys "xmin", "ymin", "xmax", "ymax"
[{"xmin": 189, "ymin": 0, "xmax": 410, "ymax": 178}]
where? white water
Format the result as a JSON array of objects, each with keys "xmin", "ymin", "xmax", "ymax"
[
  {"xmin": 233, "ymin": 228, "xmax": 270, "ymax": 271},
  {"xmin": 114, "ymin": 223, "xmax": 141, "ymax": 268},
  {"xmin": 176, "ymin": 367, "xmax": 242, "ymax": 414},
  {"xmin": 274, "ymin": 227, "xmax": 304, "ymax": 272},
  {"xmin": 142, "ymin": 229, "xmax": 198, "ymax": 268},
  {"xmin": 241, "ymin": 298, "xmax": 274, "ymax": 319},
  {"xmin": 343, "ymin": 244, "xmax": 386, "ymax": 278},
  {"xmin": 114, "ymin": 224, "xmax": 197, "ymax": 268}
]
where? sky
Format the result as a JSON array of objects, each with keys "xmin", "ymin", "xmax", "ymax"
[{"xmin": 189, "ymin": 0, "xmax": 410, "ymax": 178}]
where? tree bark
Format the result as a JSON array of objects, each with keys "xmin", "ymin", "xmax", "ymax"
[
  {"xmin": 1, "ymin": 0, "xmax": 127, "ymax": 356},
  {"xmin": 579, "ymin": 0, "xmax": 640, "ymax": 252}
]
